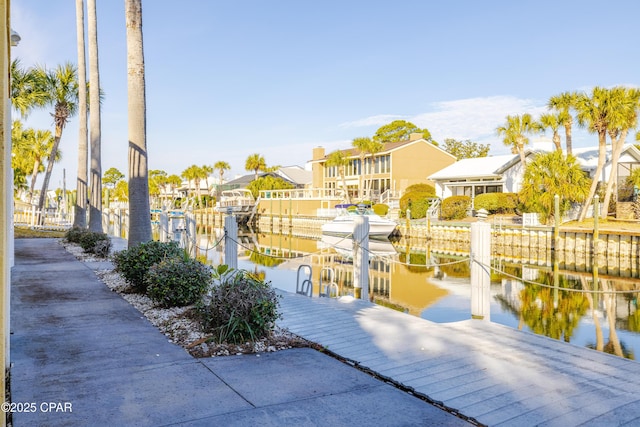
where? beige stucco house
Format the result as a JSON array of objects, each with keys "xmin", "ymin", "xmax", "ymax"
[{"xmin": 310, "ymin": 133, "xmax": 457, "ymax": 202}]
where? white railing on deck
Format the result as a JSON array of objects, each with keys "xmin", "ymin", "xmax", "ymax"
[{"xmin": 259, "ymin": 188, "xmax": 345, "ymax": 200}]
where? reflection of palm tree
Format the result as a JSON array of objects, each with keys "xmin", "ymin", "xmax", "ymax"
[
  {"xmin": 601, "ymin": 280, "xmax": 624, "ymax": 358},
  {"xmin": 580, "ymin": 277, "xmax": 604, "ymax": 352},
  {"xmin": 581, "ymin": 277, "xmax": 634, "ymax": 359},
  {"xmin": 494, "ymin": 270, "xmax": 588, "ymax": 342}
]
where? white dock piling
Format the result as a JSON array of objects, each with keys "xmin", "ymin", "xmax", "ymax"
[
  {"xmin": 353, "ymin": 215, "xmax": 369, "ymax": 300},
  {"xmin": 470, "ymin": 210, "xmax": 491, "ymax": 320}
]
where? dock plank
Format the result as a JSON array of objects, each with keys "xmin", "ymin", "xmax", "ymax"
[{"xmin": 277, "ymin": 291, "xmax": 640, "ymax": 426}]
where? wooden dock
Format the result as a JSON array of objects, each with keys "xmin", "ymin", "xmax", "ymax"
[{"xmin": 276, "ymin": 291, "xmax": 640, "ymax": 426}]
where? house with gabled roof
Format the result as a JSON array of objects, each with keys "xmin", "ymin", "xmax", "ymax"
[
  {"xmin": 310, "ymin": 133, "xmax": 457, "ymax": 202},
  {"xmin": 428, "ymin": 144, "xmax": 640, "ymax": 206}
]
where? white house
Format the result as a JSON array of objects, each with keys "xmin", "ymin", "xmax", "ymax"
[{"xmin": 428, "ymin": 144, "xmax": 640, "ymax": 203}]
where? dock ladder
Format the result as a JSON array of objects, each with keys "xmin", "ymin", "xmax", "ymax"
[
  {"xmin": 319, "ymin": 267, "xmax": 338, "ymax": 298},
  {"xmin": 296, "ymin": 264, "xmax": 313, "ymax": 297}
]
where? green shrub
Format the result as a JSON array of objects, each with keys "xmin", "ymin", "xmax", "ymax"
[
  {"xmin": 147, "ymin": 257, "xmax": 212, "ymax": 307},
  {"xmin": 474, "ymin": 193, "xmax": 518, "ymax": 214},
  {"xmin": 400, "ymin": 184, "xmax": 436, "ymax": 219},
  {"xmin": 65, "ymin": 226, "xmax": 86, "ymax": 244},
  {"xmin": 79, "ymin": 231, "xmax": 111, "ymax": 257},
  {"xmin": 372, "ymin": 203, "xmax": 389, "ymax": 216},
  {"xmin": 441, "ymin": 195, "xmax": 471, "ymax": 220},
  {"xmin": 112, "ymin": 240, "xmax": 184, "ymax": 292},
  {"xmin": 66, "ymin": 227, "xmax": 112, "ymax": 257},
  {"xmin": 197, "ymin": 265, "xmax": 280, "ymax": 344}
]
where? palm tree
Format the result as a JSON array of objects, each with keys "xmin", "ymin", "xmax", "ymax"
[
  {"xmin": 10, "ymin": 121, "xmax": 30, "ymax": 192},
  {"xmin": 548, "ymin": 92, "xmax": 578, "ymax": 155},
  {"xmin": 181, "ymin": 165, "xmax": 203, "ymax": 202},
  {"xmin": 148, "ymin": 169, "xmax": 167, "ymax": 207},
  {"xmin": 214, "ymin": 160, "xmax": 230, "ymax": 187},
  {"xmin": 166, "ymin": 174, "xmax": 182, "ymax": 202},
  {"xmin": 245, "ymin": 153, "xmax": 266, "ymax": 181},
  {"xmin": 519, "ymin": 151, "xmax": 589, "ymax": 223},
  {"xmin": 87, "ymin": 0, "xmax": 103, "ymax": 232},
  {"xmin": 126, "ymin": 0, "xmax": 152, "ymax": 247},
  {"xmin": 10, "ymin": 59, "xmax": 47, "ymax": 118},
  {"xmin": 74, "ymin": 0, "xmax": 89, "ymax": 228},
  {"xmin": 575, "ymin": 87, "xmax": 614, "ymax": 221},
  {"xmin": 600, "ymin": 87, "xmax": 640, "ymax": 213},
  {"xmin": 365, "ymin": 139, "xmax": 384, "ymax": 198},
  {"xmin": 35, "ymin": 63, "xmax": 79, "ymax": 222},
  {"xmin": 496, "ymin": 114, "xmax": 542, "ymax": 166},
  {"xmin": 351, "ymin": 136, "xmax": 371, "ymax": 200},
  {"xmin": 25, "ymin": 128, "xmax": 56, "ymax": 202},
  {"xmin": 539, "ymin": 112, "xmax": 563, "ymax": 152},
  {"xmin": 201, "ymin": 164, "xmax": 214, "ymax": 196},
  {"xmin": 325, "ymin": 150, "xmax": 351, "ymax": 204}
]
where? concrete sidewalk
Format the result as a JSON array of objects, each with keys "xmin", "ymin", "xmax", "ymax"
[{"xmin": 9, "ymin": 238, "xmax": 469, "ymax": 426}]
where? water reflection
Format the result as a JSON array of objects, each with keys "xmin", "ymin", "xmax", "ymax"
[{"xmin": 197, "ymin": 229, "xmax": 640, "ymax": 360}]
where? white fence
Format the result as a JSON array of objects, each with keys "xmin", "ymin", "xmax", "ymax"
[{"xmin": 13, "ymin": 205, "xmax": 73, "ymax": 230}]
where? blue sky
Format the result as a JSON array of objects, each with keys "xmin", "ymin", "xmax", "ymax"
[{"xmin": 11, "ymin": 0, "xmax": 640, "ymax": 188}]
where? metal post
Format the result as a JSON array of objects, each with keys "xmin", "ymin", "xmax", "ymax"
[
  {"xmin": 353, "ymin": 215, "xmax": 369, "ymax": 300},
  {"xmin": 224, "ymin": 209, "xmax": 238, "ymax": 269},
  {"xmin": 470, "ymin": 212, "xmax": 491, "ymax": 320}
]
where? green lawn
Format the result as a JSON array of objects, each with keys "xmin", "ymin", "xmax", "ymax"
[{"xmin": 14, "ymin": 226, "xmax": 66, "ymax": 239}]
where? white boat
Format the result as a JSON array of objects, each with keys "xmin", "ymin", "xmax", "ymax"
[
  {"xmin": 321, "ymin": 205, "xmax": 398, "ymax": 238},
  {"xmin": 214, "ymin": 189, "xmax": 255, "ymax": 214}
]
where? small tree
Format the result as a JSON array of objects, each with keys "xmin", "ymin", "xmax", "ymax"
[
  {"xmin": 443, "ymin": 138, "xmax": 490, "ymax": 159},
  {"xmin": 246, "ymin": 175, "xmax": 294, "ymax": 198},
  {"xmin": 519, "ymin": 151, "xmax": 589, "ymax": 223}
]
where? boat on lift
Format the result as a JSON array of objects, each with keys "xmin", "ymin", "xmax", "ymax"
[
  {"xmin": 214, "ymin": 189, "xmax": 255, "ymax": 214},
  {"xmin": 321, "ymin": 204, "xmax": 398, "ymax": 238}
]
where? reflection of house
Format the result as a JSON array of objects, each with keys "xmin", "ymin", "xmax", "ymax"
[
  {"xmin": 310, "ymin": 133, "xmax": 456, "ymax": 202},
  {"xmin": 429, "ymin": 144, "xmax": 640, "ymax": 203}
]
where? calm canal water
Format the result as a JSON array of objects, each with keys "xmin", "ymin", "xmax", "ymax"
[{"xmin": 199, "ymin": 229, "xmax": 640, "ymax": 361}]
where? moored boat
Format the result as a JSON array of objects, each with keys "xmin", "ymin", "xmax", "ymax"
[{"xmin": 321, "ymin": 204, "xmax": 398, "ymax": 238}]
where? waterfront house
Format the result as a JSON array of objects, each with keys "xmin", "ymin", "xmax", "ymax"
[
  {"xmin": 428, "ymin": 144, "xmax": 640, "ymax": 214},
  {"xmin": 309, "ymin": 133, "xmax": 457, "ymax": 203}
]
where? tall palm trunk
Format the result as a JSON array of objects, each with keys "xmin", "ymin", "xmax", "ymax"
[
  {"xmin": 87, "ymin": 0, "xmax": 103, "ymax": 232},
  {"xmin": 602, "ymin": 130, "xmax": 628, "ymax": 215},
  {"xmin": 565, "ymin": 123, "xmax": 573, "ymax": 155},
  {"xmin": 126, "ymin": 0, "xmax": 152, "ymax": 247},
  {"xmin": 339, "ymin": 167, "xmax": 351, "ymax": 204},
  {"xmin": 37, "ymin": 125, "xmax": 64, "ymax": 224},
  {"xmin": 74, "ymin": 0, "xmax": 88, "ymax": 228},
  {"xmin": 29, "ymin": 158, "xmax": 41, "ymax": 202},
  {"xmin": 578, "ymin": 130, "xmax": 607, "ymax": 221},
  {"xmin": 552, "ymin": 130, "xmax": 562, "ymax": 152}
]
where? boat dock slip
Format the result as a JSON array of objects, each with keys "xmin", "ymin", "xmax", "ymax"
[{"xmin": 276, "ymin": 292, "xmax": 640, "ymax": 426}]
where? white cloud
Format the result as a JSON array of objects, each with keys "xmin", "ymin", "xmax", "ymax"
[
  {"xmin": 411, "ymin": 96, "xmax": 547, "ymax": 145},
  {"xmin": 339, "ymin": 96, "xmax": 555, "ymax": 155},
  {"xmin": 339, "ymin": 114, "xmax": 403, "ymax": 129}
]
